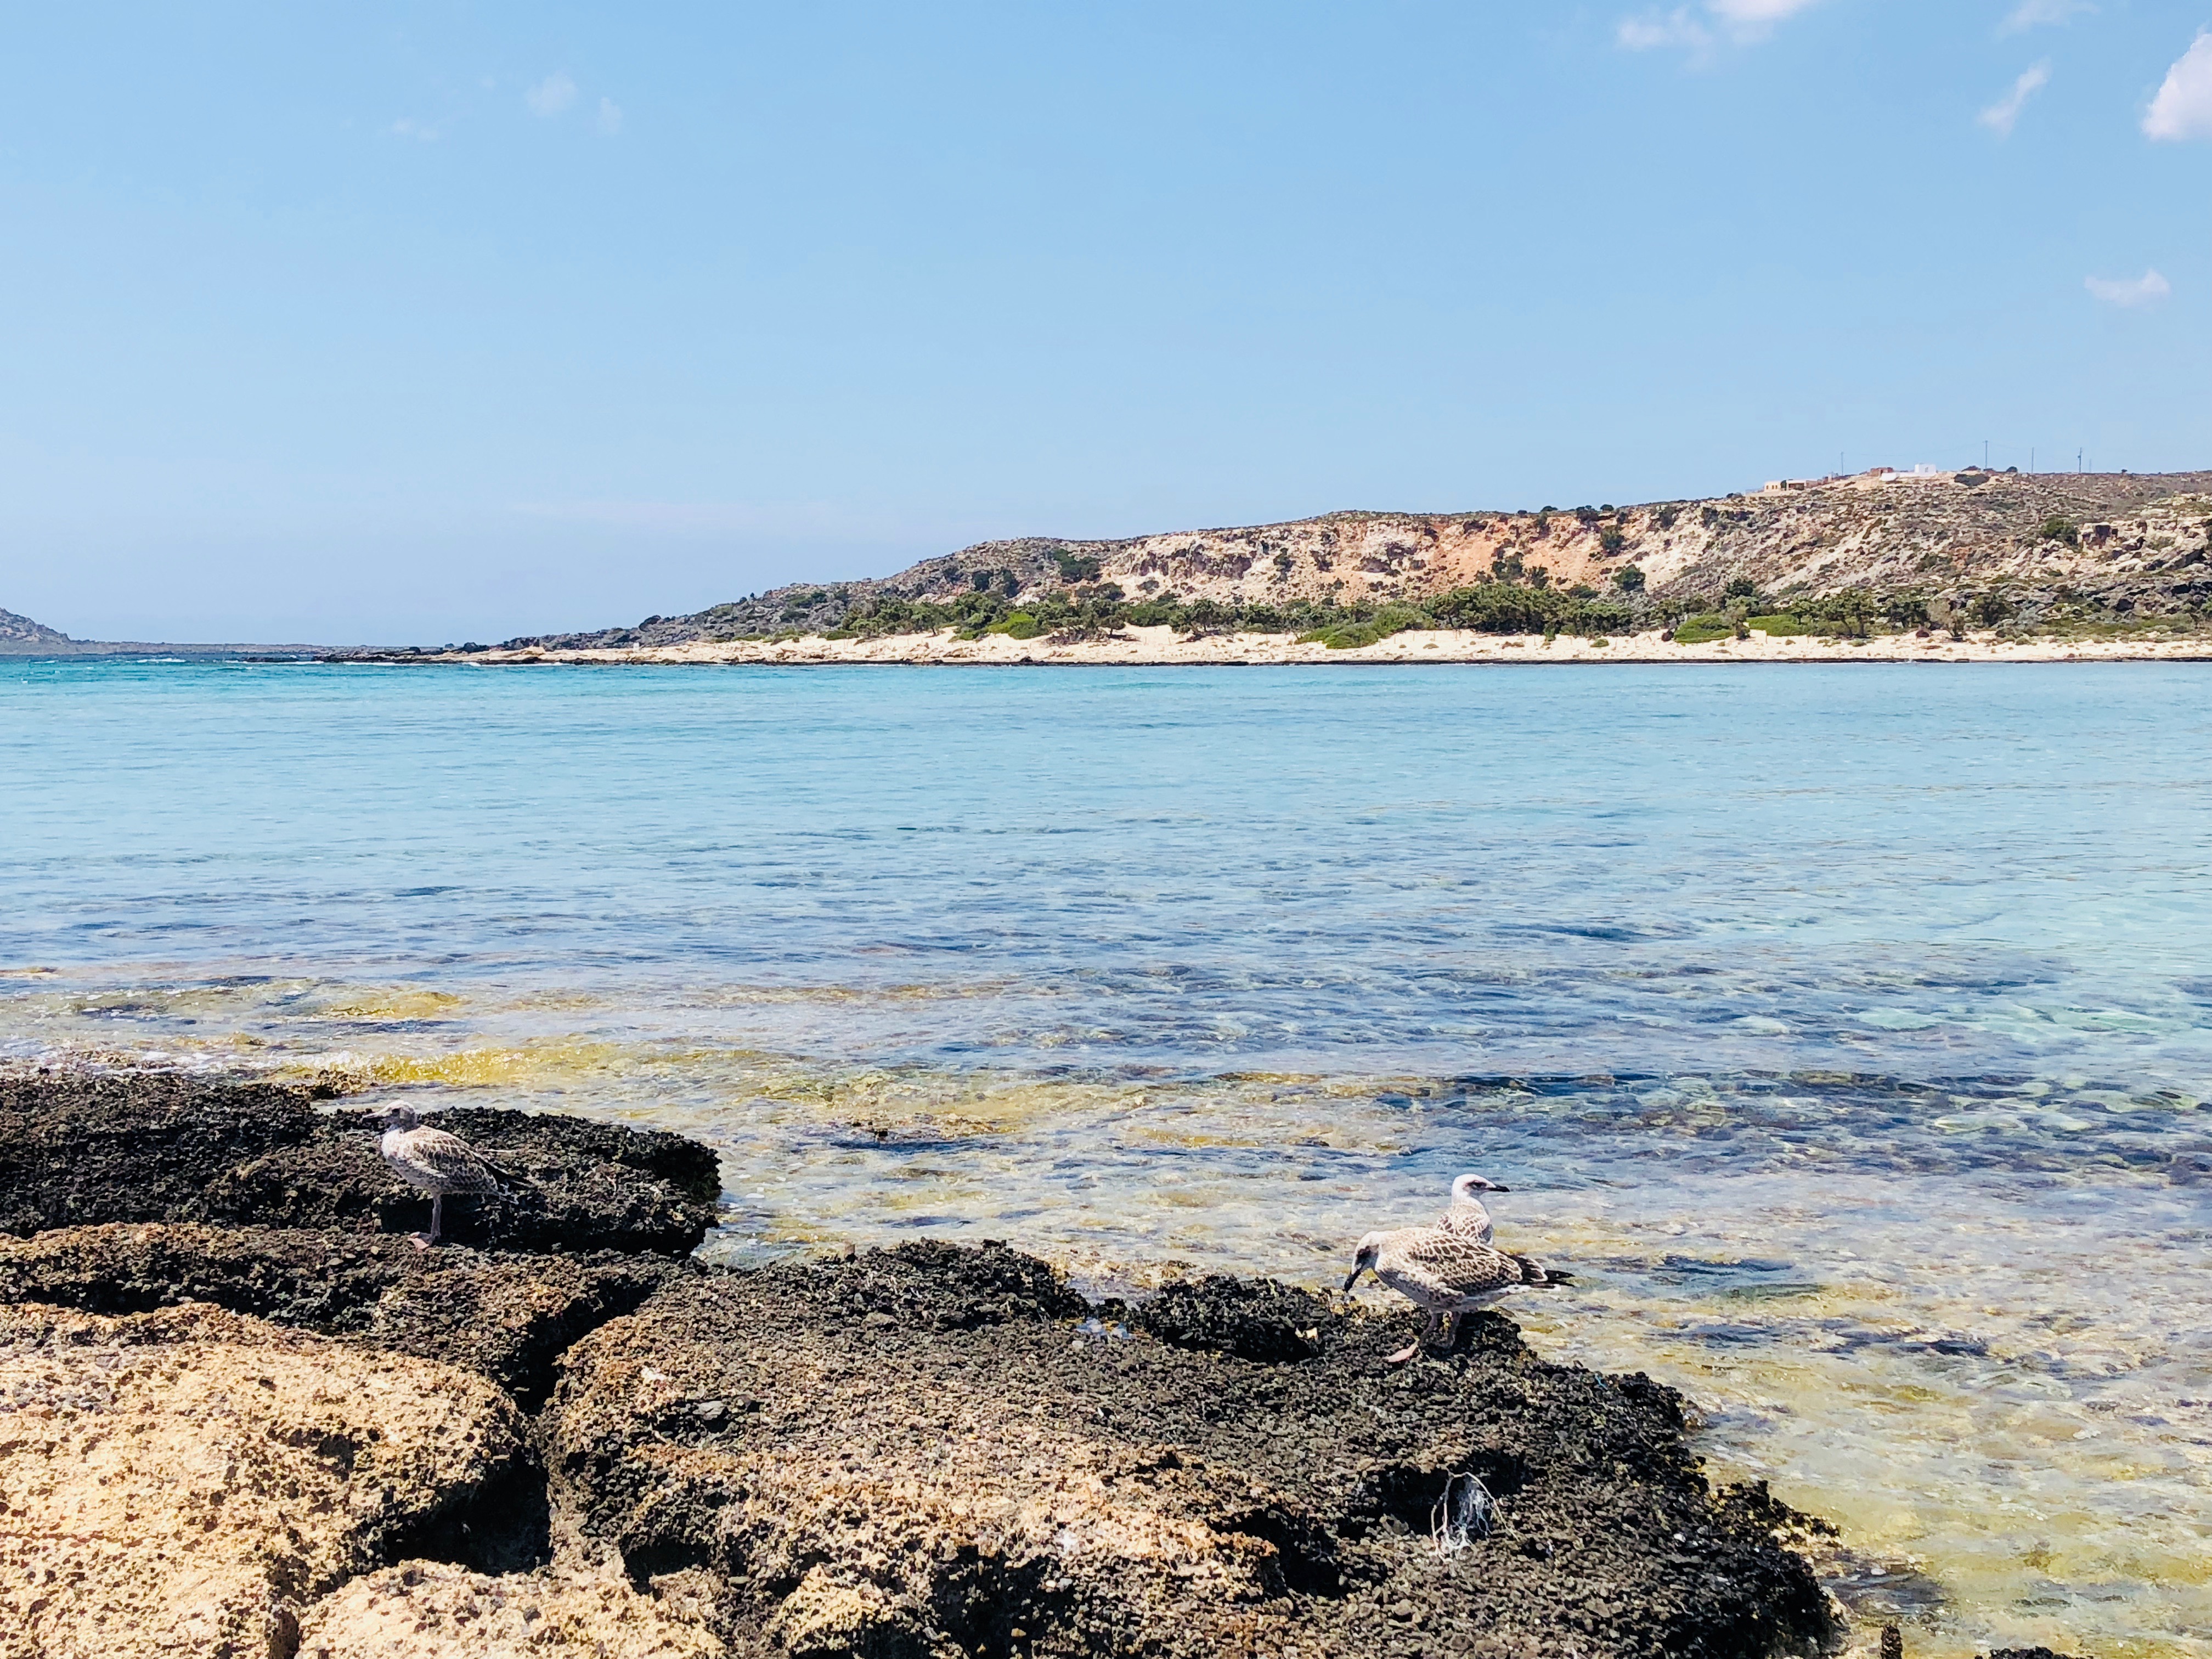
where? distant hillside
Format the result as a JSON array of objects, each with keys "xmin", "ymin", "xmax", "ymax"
[
  {"xmin": 0, "ymin": 607, "xmax": 77, "ymax": 652},
  {"xmin": 0, "ymin": 606, "xmax": 325, "ymax": 658},
  {"xmin": 507, "ymin": 469, "xmax": 2212, "ymax": 648}
]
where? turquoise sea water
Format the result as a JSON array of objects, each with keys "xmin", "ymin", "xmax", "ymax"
[{"xmin": 4, "ymin": 657, "xmax": 2211, "ymax": 1656}]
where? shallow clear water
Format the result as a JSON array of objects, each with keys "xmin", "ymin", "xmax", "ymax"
[{"xmin": 4, "ymin": 656, "xmax": 2210, "ymax": 1655}]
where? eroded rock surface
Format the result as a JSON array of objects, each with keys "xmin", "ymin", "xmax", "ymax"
[
  {"xmin": 0, "ymin": 1078, "xmax": 1869, "ymax": 1657},
  {"xmin": 545, "ymin": 1240, "xmax": 1834, "ymax": 1659},
  {"xmin": 297, "ymin": 1553, "xmax": 723, "ymax": 1659},
  {"xmin": 0, "ymin": 1074, "xmax": 721, "ymax": 1255},
  {"xmin": 0, "ymin": 1222, "xmax": 683, "ymax": 1405},
  {"xmin": 0, "ymin": 1302, "xmax": 532, "ymax": 1659}
]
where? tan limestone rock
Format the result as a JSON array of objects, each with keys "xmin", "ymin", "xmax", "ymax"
[{"xmin": 0, "ymin": 1302, "xmax": 527, "ymax": 1659}]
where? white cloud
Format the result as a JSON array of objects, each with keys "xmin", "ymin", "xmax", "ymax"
[
  {"xmin": 2144, "ymin": 31, "xmax": 2212, "ymax": 140},
  {"xmin": 390, "ymin": 117, "xmax": 441, "ymax": 142},
  {"xmin": 526, "ymin": 72, "xmax": 577, "ymax": 117},
  {"xmin": 1618, "ymin": 8, "xmax": 1709, "ymax": 50},
  {"xmin": 1706, "ymin": 0, "xmax": 1820, "ymax": 24},
  {"xmin": 2085, "ymin": 269, "xmax": 2171, "ymax": 307},
  {"xmin": 2001, "ymin": 0, "xmax": 2092, "ymax": 33},
  {"xmin": 596, "ymin": 97, "xmax": 623, "ymax": 136},
  {"xmin": 1978, "ymin": 61, "xmax": 2050, "ymax": 136},
  {"xmin": 1617, "ymin": 0, "xmax": 1821, "ymax": 54}
]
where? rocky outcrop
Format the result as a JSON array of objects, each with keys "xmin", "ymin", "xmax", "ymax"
[
  {"xmin": 0, "ymin": 1075, "xmax": 1923, "ymax": 1656},
  {"xmin": 295, "ymin": 1557, "xmax": 722, "ymax": 1659},
  {"xmin": 0, "ymin": 1222, "xmax": 683, "ymax": 1405},
  {"xmin": 0, "ymin": 1301, "xmax": 534, "ymax": 1659},
  {"xmin": 544, "ymin": 1240, "xmax": 1835, "ymax": 1659},
  {"xmin": 0, "ymin": 1073, "xmax": 721, "ymax": 1255}
]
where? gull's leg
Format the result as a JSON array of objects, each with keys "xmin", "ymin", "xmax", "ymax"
[
  {"xmin": 413, "ymin": 1192, "xmax": 443, "ymax": 1251},
  {"xmin": 1389, "ymin": 1308, "xmax": 1434, "ymax": 1366}
]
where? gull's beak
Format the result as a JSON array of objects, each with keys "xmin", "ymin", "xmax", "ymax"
[
  {"xmin": 1491, "ymin": 1183, "xmax": 1510, "ymax": 1194},
  {"xmin": 1342, "ymin": 1264, "xmax": 1364, "ymax": 1291}
]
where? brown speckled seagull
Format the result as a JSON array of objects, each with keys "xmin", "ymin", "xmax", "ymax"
[
  {"xmin": 376, "ymin": 1104, "xmax": 503, "ymax": 1249},
  {"xmin": 1437, "ymin": 1172, "xmax": 1506, "ymax": 1243},
  {"xmin": 1344, "ymin": 1213, "xmax": 1571, "ymax": 1364}
]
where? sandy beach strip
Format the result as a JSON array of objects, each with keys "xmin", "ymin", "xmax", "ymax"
[{"xmin": 410, "ymin": 624, "xmax": 2212, "ymax": 668}]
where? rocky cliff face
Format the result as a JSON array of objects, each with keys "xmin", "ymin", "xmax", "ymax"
[{"xmin": 508, "ymin": 470, "xmax": 2212, "ymax": 648}]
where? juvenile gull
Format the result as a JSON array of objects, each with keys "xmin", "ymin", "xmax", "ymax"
[
  {"xmin": 1437, "ymin": 1173, "xmax": 1506, "ymax": 1243},
  {"xmin": 376, "ymin": 1104, "xmax": 502, "ymax": 1249},
  {"xmin": 1344, "ymin": 1222, "xmax": 1570, "ymax": 1364}
]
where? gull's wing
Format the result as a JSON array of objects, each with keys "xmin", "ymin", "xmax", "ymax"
[
  {"xmin": 397, "ymin": 1127, "xmax": 504, "ymax": 1193},
  {"xmin": 1403, "ymin": 1232, "xmax": 1525, "ymax": 1296},
  {"xmin": 1387, "ymin": 1228, "xmax": 1565, "ymax": 1302}
]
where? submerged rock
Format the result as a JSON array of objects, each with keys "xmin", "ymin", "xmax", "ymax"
[
  {"xmin": 0, "ymin": 1074, "xmax": 721, "ymax": 1255},
  {"xmin": 544, "ymin": 1239, "xmax": 1836, "ymax": 1659}
]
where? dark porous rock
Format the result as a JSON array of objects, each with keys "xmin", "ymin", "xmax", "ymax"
[
  {"xmin": 0, "ymin": 1222, "xmax": 685, "ymax": 1406},
  {"xmin": 1122, "ymin": 1273, "xmax": 1330, "ymax": 1363},
  {"xmin": 0, "ymin": 1073, "xmax": 721, "ymax": 1256},
  {"xmin": 0, "ymin": 1071, "xmax": 318, "ymax": 1235},
  {"xmin": 544, "ymin": 1241, "xmax": 1834, "ymax": 1659},
  {"xmin": 1982, "ymin": 1650, "xmax": 2094, "ymax": 1659}
]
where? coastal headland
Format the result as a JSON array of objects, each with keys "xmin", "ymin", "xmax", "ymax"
[
  {"xmin": 12, "ymin": 469, "xmax": 2209, "ymax": 665},
  {"xmin": 0, "ymin": 1070, "xmax": 1866, "ymax": 1659},
  {"xmin": 341, "ymin": 467, "xmax": 2212, "ymax": 667}
]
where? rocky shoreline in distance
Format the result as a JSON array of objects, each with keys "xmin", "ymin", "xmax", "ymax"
[{"xmin": 0, "ymin": 1072, "xmax": 2075, "ymax": 1658}]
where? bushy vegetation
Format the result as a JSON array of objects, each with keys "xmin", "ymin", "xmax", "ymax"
[
  {"xmin": 1670, "ymin": 614, "xmax": 1736, "ymax": 645},
  {"xmin": 1297, "ymin": 603, "xmax": 1432, "ymax": 649},
  {"xmin": 720, "ymin": 553, "xmax": 2201, "ymax": 651},
  {"xmin": 786, "ymin": 574, "xmax": 1652, "ymax": 646}
]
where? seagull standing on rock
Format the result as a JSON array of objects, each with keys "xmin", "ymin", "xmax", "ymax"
[
  {"xmin": 376, "ymin": 1104, "xmax": 503, "ymax": 1249},
  {"xmin": 1344, "ymin": 1195, "xmax": 1571, "ymax": 1365}
]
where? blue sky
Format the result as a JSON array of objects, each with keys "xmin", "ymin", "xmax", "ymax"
[{"xmin": 3, "ymin": 2, "xmax": 2209, "ymax": 643}]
